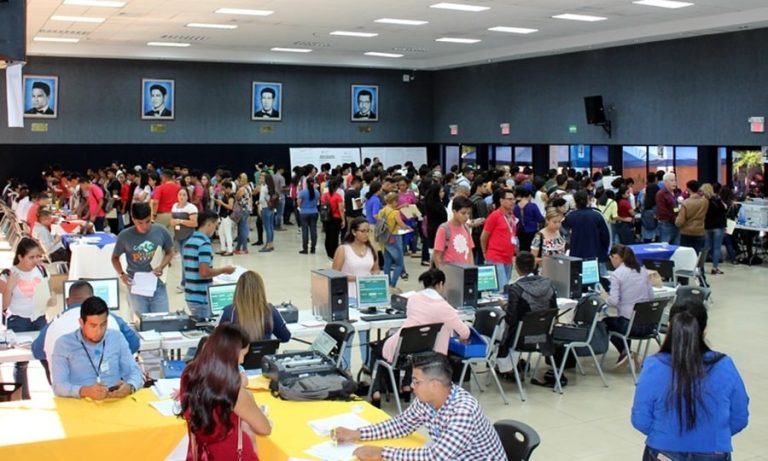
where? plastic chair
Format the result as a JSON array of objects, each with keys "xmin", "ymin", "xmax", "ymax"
[
  {"xmin": 675, "ymin": 285, "xmax": 712, "ymax": 307},
  {"xmin": 457, "ymin": 307, "xmax": 509, "ymax": 405},
  {"xmin": 509, "ymin": 308, "xmax": 561, "ymax": 400},
  {"xmin": 675, "ymin": 247, "xmax": 709, "ymax": 287},
  {"xmin": 322, "ymin": 321, "xmax": 355, "ymax": 368},
  {"xmin": 553, "ymin": 295, "xmax": 609, "ymax": 388},
  {"xmin": 493, "ymin": 419, "xmax": 541, "ymax": 461},
  {"xmin": 367, "ymin": 322, "xmax": 443, "ymax": 414}
]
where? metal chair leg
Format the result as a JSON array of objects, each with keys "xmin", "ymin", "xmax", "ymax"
[
  {"xmin": 487, "ymin": 363, "xmax": 510, "ymax": 405},
  {"xmin": 587, "ymin": 346, "xmax": 609, "ymax": 387},
  {"xmin": 548, "ymin": 355, "xmax": 563, "ymax": 394},
  {"xmin": 511, "ymin": 361, "xmax": 527, "ymax": 401},
  {"xmin": 386, "ymin": 366, "xmax": 402, "ymax": 414}
]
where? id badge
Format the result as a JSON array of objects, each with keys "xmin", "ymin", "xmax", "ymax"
[
  {"xmin": 511, "ymin": 236, "xmax": 519, "ymax": 247},
  {"xmin": 100, "ymin": 360, "xmax": 110, "ymax": 374}
]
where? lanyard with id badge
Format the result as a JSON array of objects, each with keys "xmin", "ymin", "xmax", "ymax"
[
  {"xmin": 503, "ymin": 213, "xmax": 519, "ymax": 248},
  {"xmin": 79, "ymin": 331, "xmax": 110, "ymax": 385}
]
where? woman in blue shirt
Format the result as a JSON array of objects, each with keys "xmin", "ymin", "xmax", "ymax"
[
  {"xmin": 220, "ymin": 270, "xmax": 291, "ymax": 343},
  {"xmin": 297, "ymin": 176, "xmax": 319, "ymax": 254},
  {"xmin": 513, "ymin": 186, "xmax": 545, "ymax": 252},
  {"xmin": 632, "ymin": 299, "xmax": 749, "ymax": 461}
]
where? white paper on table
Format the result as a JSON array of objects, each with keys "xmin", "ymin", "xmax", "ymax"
[
  {"xmin": 149, "ymin": 399, "xmax": 180, "ymax": 417},
  {"xmin": 139, "ymin": 330, "xmax": 162, "ymax": 341},
  {"xmin": 131, "ymin": 272, "xmax": 158, "ymax": 297},
  {"xmin": 216, "ymin": 265, "xmax": 247, "ymax": 283},
  {"xmin": 304, "ymin": 441, "xmax": 359, "ymax": 461},
  {"xmin": 308, "ymin": 413, "xmax": 370, "ymax": 436},
  {"xmin": 152, "ymin": 378, "xmax": 181, "ymax": 399}
]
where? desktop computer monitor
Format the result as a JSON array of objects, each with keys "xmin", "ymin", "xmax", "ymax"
[
  {"xmin": 477, "ymin": 265, "xmax": 499, "ymax": 294},
  {"xmin": 63, "ymin": 278, "xmax": 120, "ymax": 310},
  {"xmin": 207, "ymin": 283, "xmax": 237, "ymax": 316},
  {"xmin": 581, "ymin": 259, "xmax": 600, "ymax": 286},
  {"xmin": 356, "ymin": 274, "xmax": 390, "ymax": 310}
]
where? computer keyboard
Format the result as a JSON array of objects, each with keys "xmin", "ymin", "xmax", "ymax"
[{"xmin": 360, "ymin": 312, "xmax": 407, "ymax": 322}]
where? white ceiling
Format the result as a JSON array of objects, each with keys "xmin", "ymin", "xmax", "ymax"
[{"xmin": 25, "ymin": 0, "xmax": 768, "ymax": 70}]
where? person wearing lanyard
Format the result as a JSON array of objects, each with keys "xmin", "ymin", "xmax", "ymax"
[
  {"xmin": 51, "ymin": 297, "xmax": 143, "ymax": 400},
  {"xmin": 481, "ymin": 188, "xmax": 518, "ymax": 288}
]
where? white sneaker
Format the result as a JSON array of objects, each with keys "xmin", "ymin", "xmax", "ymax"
[{"xmin": 175, "ymin": 285, "xmax": 184, "ymax": 294}]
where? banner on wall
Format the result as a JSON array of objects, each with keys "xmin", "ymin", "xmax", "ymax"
[
  {"xmin": 360, "ymin": 147, "xmax": 427, "ymax": 169},
  {"xmin": 289, "ymin": 147, "xmax": 361, "ymax": 170},
  {"xmin": 5, "ymin": 62, "xmax": 24, "ymax": 128}
]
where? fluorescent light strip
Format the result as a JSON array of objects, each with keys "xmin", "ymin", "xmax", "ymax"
[
  {"xmin": 429, "ymin": 2, "xmax": 490, "ymax": 12},
  {"xmin": 552, "ymin": 13, "xmax": 607, "ymax": 22},
  {"xmin": 214, "ymin": 8, "xmax": 273, "ymax": 16},
  {"xmin": 374, "ymin": 18, "xmax": 428, "ymax": 26},
  {"xmin": 488, "ymin": 26, "xmax": 538, "ymax": 34},
  {"xmin": 365, "ymin": 52, "xmax": 403, "ymax": 58},
  {"xmin": 63, "ymin": 0, "xmax": 126, "ymax": 7},
  {"xmin": 186, "ymin": 23, "xmax": 238, "ymax": 30},
  {"xmin": 271, "ymin": 47, "xmax": 312, "ymax": 53},
  {"xmin": 435, "ymin": 37, "xmax": 481, "ymax": 44},
  {"xmin": 34, "ymin": 37, "xmax": 80, "ymax": 43},
  {"xmin": 330, "ymin": 31, "xmax": 379, "ymax": 37},
  {"xmin": 50, "ymin": 15, "xmax": 106, "ymax": 23},
  {"xmin": 147, "ymin": 41, "xmax": 191, "ymax": 47},
  {"xmin": 632, "ymin": 0, "xmax": 693, "ymax": 8}
]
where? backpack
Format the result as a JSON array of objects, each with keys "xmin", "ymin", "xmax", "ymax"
[
  {"xmin": 319, "ymin": 200, "xmax": 332, "ymax": 222},
  {"xmin": 270, "ymin": 372, "xmax": 357, "ymax": 401},
  {"xmin": 374, "ymin": 209, "xmax": 394, "ymax": 245}
]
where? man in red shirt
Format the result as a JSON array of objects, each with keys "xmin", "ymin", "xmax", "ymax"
[
  {"xmin": 151, "ymin": 170, "xmax": 181, "ymax": 233},
  {"xmin": 26, "ymin": 192, "xmax": 50, "ymax": 229},
  {"xmin": 655, "ymin": 172, "xmax": 679, "ymax": 244},
  {"xmin": 481, "ymin": 188, "xmax": 518, "ymax": 288},
  {"xmin": 79, "ymin": 177, "xmax": 106, "ymax": 231}
]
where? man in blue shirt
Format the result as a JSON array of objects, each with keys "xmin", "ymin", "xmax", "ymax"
[
  {"xmin": 182, "ymin": 210, "xmax": 236, "ymax": 318},
  {"xmin": 51, "ymin": 297, "xmax": 143, "ymax": 400}
]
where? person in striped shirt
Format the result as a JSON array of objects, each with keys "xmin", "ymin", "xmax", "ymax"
[{"xmin": 182, "ymin": 210, "xmax": 236, "ymax": 318}]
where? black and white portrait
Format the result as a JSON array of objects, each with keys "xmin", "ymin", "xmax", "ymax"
[
  {"xmin": 252, "ymin": 82, "xmax": 282, "ymax": 121},
  {"xmin": 141, "ymin": 78, "xmax": 175, "ymax": 120},
  {"xmin": 23, "ymin": 75, "xmax": 58, "ymax": 119},
  {"xmin": 351, "ymin": 84, "xmax": 378, "ymax": 122}
]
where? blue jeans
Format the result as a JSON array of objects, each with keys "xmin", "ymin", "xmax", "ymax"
[
  {"xmin": 275, "ymin": 195, "xmax": 285, "ymax": 228},
  {"xmin": 487, "ymin": 260, "xmax": 512, "ymax": 288},
  {"xmin": 616, "ymin": 222, "xmax": 636, "ymax": 244},
  {"xmin": 6, "ymin": 315, "xmax": 46, "ymax": 399},
  {"xmin": 235, "ymin": 215, "xmax": 250, "ymax": 251},
  {"xmin": 300, "ymin": 212, "xmax": 318, "ymax": 250},
  {"xmin": 680, "ymin": 235, "xmax": 705, "ymax": 255},
  {"xmin": 262, "ymin": 208, "xmax": 275, "ymax": 244},
  {"xmin": 128, "ymin": 280, "xmax": 170, "ymax": 314},
  {"xmin": 704, "ymin": 228, "xmax": 724, "ymax": 268},
  {"xmin": 643, "ymin": 446, "xmax": 730, "ymax": 461},
  {"xmin": 659, "ymin": 221, "xmax": 680, "ymax": 245},
  {"xmin": 383, "ymin": 235, "xmax": 404, "ymax": 288},
  {"xmin": 187, "ymin": 301, "xmax": 211, "ymax": 319}
]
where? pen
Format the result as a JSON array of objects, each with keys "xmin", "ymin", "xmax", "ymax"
[{"xmin": 331, "ymin": 427, "xmax": 336, "ymax": 446}]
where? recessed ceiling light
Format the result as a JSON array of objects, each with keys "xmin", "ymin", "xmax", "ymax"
[
  {"xmin": 374, "ymin": 18, "xmax": 428, "ymax": 26},
  {"xmin": 365, "ymin": 52, "xmax": 404, "ymax": 58},
  {"xmin": 271, "ymin": 47, "xmax": 312, "ymax": 53},
  {"xmin": 429, "ymin": 2, "xmax": 490, "ymax": 12},
  {"xmin": 330, "ymin": 31, "xmax": 379, "ymax": 38},
  {"xmin": 552, "ymin": 13, "xmax": 607, "ymax": 22},
  {"xmin": 435, "ymin": 37, "xmax": 481, "ymax": 44},
  {"xmin": 632, "ymin": 0, "xmax": 693, "ymax": 8},
  {"xmin": 214, "ymin": 8, "xmax": 274, "ymax": 16},
  {"xmin": 186, "ymin": 23, "xmax": 238, "ymax": 30},
  {"xmin": 147, "ymin": 41, "xmax": 191, "ymax": 47},
  {"xmin": 33, "ymin": 37, "xmax": 80, "ymax": 43},
  {"xmin": 50, "ymin": 15, "xmax": 106, "ymax": 23},
  {"xmin": 63, "ymin": 0, "xmax": 126, "ymax": 7},
  {"xmin": 488, "ymin": 26, "xmax": 538, "ymax": 34}
]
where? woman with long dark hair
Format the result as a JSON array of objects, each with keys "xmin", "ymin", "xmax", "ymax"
[
  {"xmin": 632, "ymin": 300, "xmax": 749, "ymax": 461},
  {"xmin": 600, "ymin": 244, "xmax": 654, "ymax": 367},
  {"xmin": 420, "ymin": 181, "xmax": 448, "ymax": 266},
  {"xmin": 296, "ymin": 176, "xmax": 319, "ymax": 254},
  {"xmin": 321, "ymin": 177, "xmax": 345, "ymax": 259},
  {"xmin": 179, "ymin": 323, "xmax": 271, "ymax": 460}
]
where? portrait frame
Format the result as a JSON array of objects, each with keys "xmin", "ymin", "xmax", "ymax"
[
  {"xmin": 23, "ymin": 75, "xmax": 59, "ymax": 119},
  {"xmin": 252, "ymin": 82, "xmax": 283, "ymax": 121},
  {"xmin": 141, "ymin": 78, "xmax": 175, "ymax": 121},
  {"xmin": 351, "ymin": 84, "xmax": 379, "ymax": 122}
]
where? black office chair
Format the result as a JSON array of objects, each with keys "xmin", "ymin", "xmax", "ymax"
[
  {"xmin": 493, "ymin": 419, "xmax": 541, "ymax": 461},
  {"xmin": 675, "ymin": 285, "xmax": 712, "ymax": 306},
  {"xmin": 552, "ymin": 294, "xmax": 609, "ymax": 388},
  {"xmin": 509, "ymin": 308, "xmax": 561, "ymax": 400},
  {"xmin": 321, "ymin": 321, "xmax": 355, "ymax": 368},
  {"xmin": 242, "ymin": 339, "xmax": 281, "ymax": 370}
]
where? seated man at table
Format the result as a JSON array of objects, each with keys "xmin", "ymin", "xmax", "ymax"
[
  {"xmin": 334, "ymin": 352, "xmax": 505, "ymax": 460},
  {"xmin": 51, "ymin": 296, "xmax": 143, "ymax": 400},
  {"xmin": 32, "ymin": 209, "xmax": 69, "ymax": 263}
]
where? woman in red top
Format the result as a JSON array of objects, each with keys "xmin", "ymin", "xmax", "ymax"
[
  {"xmin": 321, "ymin": 177, "xmax": 345, "ymax": 259},
  {"xmin": 615, "ymin": 186, "xmax": 636, "ymax": 244},
  {"xmin": 179, "ymin": 323, "xmax": 271, "ymax": 461}
]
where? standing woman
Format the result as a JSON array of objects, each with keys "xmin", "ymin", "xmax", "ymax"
[
  {"xmin": 421, "ymin": 182, "xmax": 448, "ymax": 267},
  {"xmin": 377, "ymin": 192, "xmax": 410, "ymax": 292},
  {"xmin": 179, "ymin": 323, "xmax": 271, "ymax": 461},
  {"xmin": 321, "ymin": 178, "xmax": 345, "ymax": 259},
  {"xmin": 530, "ymin": 207, "xmax": 567, "ymax": 266},
  {"xmin": 200, "ymin": 173, "xmax": 212, "ymax": 211},
  {"xmin": 133, "ymin": 172, "xmax": 153, "ymax": 204},
  {"xmin": 171, "ymin": 188, "xmax": 198, "ymax": 292},
  {"xmin": 513, "ymin": 186, "xmax": 545, "ymax": 252},
  {"xmin": 632, "ymin": 300, "xmax": 749, "ymax": 461},
  {"xmin": 364, "ymin": 181, "xmax": 383, "ymax": 260},
  {"xmin": 702, "ymin": 183, "xmax": 727, "ymax": 275},
  {"xmin": 297, "ymin": 176, "xmax": 319, "ymax": 254},
  {"xmin": 234, "ymin": 174, "xmax": 253, "ymax": 255},
  {"xmin": 256, "ymin": 173, "xmax": 277, "ymax": 253},
  {"xmin": 220, "ymin": 271, "xmax": 291, "ymax": 343},
  {"xmin": 615, "ymin": 186, "xmax": 636, "ymax": 245}
]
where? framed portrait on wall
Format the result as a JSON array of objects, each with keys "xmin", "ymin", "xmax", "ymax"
[
  {"xmin": 23, "ymin": 75, "xmax": 58, "ymax": 119},
  {"xmin": 351, "ymin": 84, "xmax": 378, "ymax": 122},
  {"xmin": 141, "ymin": 78, "xmax": 175, "ymax": 120},
  {"xmin": 252, "ymin": 82, "xmax": 282, "ymax": 121}
]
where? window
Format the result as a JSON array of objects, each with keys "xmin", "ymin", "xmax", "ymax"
[
  {"xmin": 674, "ymin": 146, "xmax": 698, "ymax": 189},
  {"xmin": 549, "ymin": 145, "xmax": 569, "ymax": 172},
  {"xmin": 570, "ymin": 145, "xmax": 591, "ymax": 171},
  {"xmin": 718, "ymin": 147, "xmax": 728, "ymax": 185},
  {"xmin": 494, "ymin": 145, "xmax": 512, "ymax": 166},
  {"xmin": 514, "ymin": 146, "xmax": 532, "ymax": 167},
  {"xmin": 623, "ymin": 145, "xmax": 648, "ymax": 189},
  {"xmin": 592, "ymin": 145, "xmax": 609, "ymax": 175},
  {"xmin": 461, "ymin": 145, "xmax": 476, "ymax": 169},
  {"xmin": 444, "ymin": 145, "xmax": 459, "ymax": 173}
]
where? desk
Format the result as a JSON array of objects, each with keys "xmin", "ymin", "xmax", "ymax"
[
  {"xmin": 629, "ymin": 243, "xmax": 698, "ymax": 273},
  {"xmin": 61, "ymin": 232, "xmax": 116, "ymax": 249},
  {"xmin": 0, "ymin": 332, "xmax": 36, "ymax": 364}
]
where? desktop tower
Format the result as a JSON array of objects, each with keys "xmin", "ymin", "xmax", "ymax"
[
  {"xmin": 443, "ymin": 263, "xmax": 478, "ymax": 309},
  {"xmin": 310, "ymin": 269, "xmax": 349, "ymax": 321},
  {"xmin": 541, "ymin": 255, "xmax": 583, "ymax": 299}
]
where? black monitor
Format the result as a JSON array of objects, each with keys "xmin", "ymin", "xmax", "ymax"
[
  {"xmin": 643, "ymin": 259, "xmax": 675, "ymax": 282},
  {"xmin": 242, "ymin": 339, "xmax": 281, "ymax": 370}
]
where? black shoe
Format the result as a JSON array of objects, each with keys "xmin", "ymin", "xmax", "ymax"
[
  {"xmin": 370, "ymin": 397, "xmax": 381, "ymax": 409},
  {"xmin": 284, "ymin": 221, "xmax": 294, "ymax": 225},
  {"xmin": 251, "ymin": 241, "xmax": 264, "ymax": 246},
  {"xmin": 310, "ymin": 248, "xmax": 316, "ymax": 254},
  {"xmin": 298, "ymin": 249, "xmax": 308, "ymax": 254},
  {"xmin": 400, "ymin": 272, "xmax": 409, "ymax": 280}
]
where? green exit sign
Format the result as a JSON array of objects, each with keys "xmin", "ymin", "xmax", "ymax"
[{"xmin": 568, "ymin": 125, "xmax": 577, "ymax": 134}]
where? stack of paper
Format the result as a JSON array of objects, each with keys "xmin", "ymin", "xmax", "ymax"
[
  {"xmin": 131, "ymin": 272, "xmax": 158, "ymax": 297},
  {"xmin": 304, "ymin": 441, "xmax": 359, "ymax": 461},
  {"xmin": 152, "ymin": 378, "xmax": 180, "ymax": 399},
  {"xmin": 216, "ymin": 265, "xmax": 248, "ymax": 283},
  {"xmin": 139, "ymin": 330, "xmax": 162, "ymax": 342},
  {"xmin": 149, "ymin": 399, "xmax": 180, "ymax": 417},
  {"xmin": 308, "ymin": 413, "xmax": 370, "ymax": 437}
]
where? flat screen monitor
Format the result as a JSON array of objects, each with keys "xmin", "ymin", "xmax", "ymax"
[
  {"xmin": 581, "ymin": 259, "xmax": 600, "ymax": 286},
  {"xmin": 356, "ymin": 275, "xmax": 390, "ymax": 309},
  {"xmin": 63, "ymin": 278, "xmax": 120, "ymax": 310},
  {"xmin": 477, "ymin": 265, "xmax": 499, "ymax": 293},
  {"xmin": 207, "ymin": 283, "xmax": 237, "ymax": 316}
]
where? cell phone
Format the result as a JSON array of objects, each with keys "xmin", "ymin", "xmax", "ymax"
[{"xmin": 108, "ymin": 384, "xmax": 120, "ymax": 392}]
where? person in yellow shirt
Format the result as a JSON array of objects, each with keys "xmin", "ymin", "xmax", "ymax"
[{"xmin": 377, "ymin": 192, "xmax": 410, "ymax": 293}]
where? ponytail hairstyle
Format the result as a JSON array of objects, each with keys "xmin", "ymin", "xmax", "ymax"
[
  {"xmin": 610, "ymin": 244, "xmax": 641, "ymax": 273},
  {"xmin": 306, "ymin": 177, "xmax": 316, "ymax": 201},
  {"xmin": 13, "ymin": 237, "xmax": 42, "ymax": 266},
  {"xmin": 659, "ymin": 299, "xmax": 720, "ymax": 433},
  {"xmin": 418, "ymin": 268, "xmax": 446, "ymax": 289}
]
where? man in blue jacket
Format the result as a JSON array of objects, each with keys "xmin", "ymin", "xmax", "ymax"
[{"xmin": 563, "ymin": 190, "xmax": 611, "ymax": 273}]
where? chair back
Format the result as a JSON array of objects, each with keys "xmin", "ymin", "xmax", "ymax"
[
  {"xmin": 675, "ymin": 285, "xmax": 711, "ymax": 305},
  {"xmin": 643, "ymin": 259, "xmax": 675, "ymax": 282},
  {"xmin": 322, "ymin": 321, "xmax": 355, "ymax": 366},
  {"xmin": 513, "ymin": 308, "xmax": 558, "ymax": 352},
  {"xmin": 630, "ymin": 300, "xmax": 667, "ymax": 331},
  {"xmin": 242, "ymin": 339, "xmax": 281, "ymax": 370},
  {"xmin": 572, "ymin": 294, "xmax": 603, "ymax": 326},
  {"xmin": 393, "ymin": 322, "xmax": 443, "ymax": 366},
  {"xmin": 493, "ymin": 419, "xmax": 541, "ymax": 461},
  {"xmin": 473, "ymin": 307, "xmax": 506, "ymax": 338}
]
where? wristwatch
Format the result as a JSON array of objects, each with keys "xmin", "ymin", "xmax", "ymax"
[{"xmin": 128, "ymin": 384, "xmax": 136, "ymax": 394}]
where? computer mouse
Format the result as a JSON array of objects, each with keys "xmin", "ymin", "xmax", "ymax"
[{"xmin": 366, "ymin": 306, "xmax": 377, "ymax": 314}]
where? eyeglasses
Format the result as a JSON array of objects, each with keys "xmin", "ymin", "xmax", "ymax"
[{"xmin": 411, "ymin": 377, "xmax": 434, "ymax": 387}]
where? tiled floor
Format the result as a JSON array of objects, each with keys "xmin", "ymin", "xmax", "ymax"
[{"xmin": 7, "ymin": 223, "xmax": 766, "ymax": 460}]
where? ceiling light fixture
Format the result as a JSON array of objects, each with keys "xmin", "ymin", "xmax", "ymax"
[
  {"xmin": 50, "ymin": 15, "xmax": 106, "ymax": 23},
  {"xmin": 271, "ymin": 47, "xmax": 312, "ymax": 53},
  {"xmin": 330, "ymin": 31, "xmax": 379, "ymax": 37},
  {"xmin": 488, "ymin": 26, "xmax": 538, "ymax": 34},
  {"xmin": 33, "ymin": 37, "xmax": 80, "ymax": 43},
  {"xmin": 374, "ymin": 18, "xmax": 428, "ymax": 26},
  {"xmin": 435, "ymin": 37, "xmax": 481, "ymax": 44},
  {"xmin": 186, "ymin": 23, "xmax": 238, "ymax": 30},
  {"xmin": 214, "ymin": 8, "xmax": 274, "ymax": 16},
  {"xmin": 429, "ymin": 2, "xmax": 490, "ymax": 12},
  {"xmin": 632, "ymin": 0, "xmax": 693, "ymax": 8},
  {"xmin": 147, "ymin": 41, "xmax": 191, "ymax": 47},
  {"xmin": 552, "ymin": 13, "xmax": 607, "ymax": 22},
  {"xmin": 62, "ymin": 0, "xmax": 126, "ymax": 7},
  {"xmin": 364, "ymin": 52, "xmax": 404, "ymax": 58}
]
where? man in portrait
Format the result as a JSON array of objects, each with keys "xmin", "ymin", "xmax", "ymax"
[
  {"xmin": 353, "ymin": 89, "xmax": 376, "ymax": 119},
  {"xmin": 254, "ymin": 87, "xmax": 280, "ymax": 118},
  {"xmin": 145, "ymin": 84, "xmax": 172, "ymax": 117},
  {"xmin": 25, "ymin": 81, "xmax": 54, "ymax": 115}
]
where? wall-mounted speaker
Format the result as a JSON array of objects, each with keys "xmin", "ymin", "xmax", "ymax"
[{"xmin": 584, "ymin": 95, "xmax": 607, "ymax": 125}]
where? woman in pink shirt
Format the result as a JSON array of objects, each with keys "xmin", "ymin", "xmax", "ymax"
[{"xmin": 371, "ymin": 269, "xmax": 470, "ymax": 406}]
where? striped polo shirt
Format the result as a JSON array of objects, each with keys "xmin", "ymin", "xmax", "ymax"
[{"xmin": 182, "ymin": 230, "xmax": 214, "ymax": 305}]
